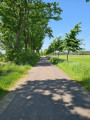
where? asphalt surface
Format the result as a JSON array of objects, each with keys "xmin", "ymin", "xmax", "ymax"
[{"xmin": 0, "ymin": 57, "xmax": 90, "ymax": 120}]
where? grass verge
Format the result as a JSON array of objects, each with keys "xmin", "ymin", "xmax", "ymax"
[
  {"xmin": 0, "ymin": 63, "xmax": 31, "ymax": 99},
  {"xmin": 0, "ymin": 58, "xmax": 40, "ymax": 99},
  {"xmin": 47, "ymin": 56, "xmax": 90, "ymax": 92}
]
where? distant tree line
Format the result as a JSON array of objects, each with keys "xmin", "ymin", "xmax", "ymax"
[
  {"xmin": 46, "ymin": 51, "xmax": 90, "ymax": 56},
  {"xmin": 74, "ymin": 51, "xmax": 90, "ymax": 55}
]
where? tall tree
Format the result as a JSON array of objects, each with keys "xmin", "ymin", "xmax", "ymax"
[
  {"xmin": 55, "ymin": 36, "xmax": 63, "ymax": 57},
  {"xmin": 0, "ymin": 0, "xmax": 62, "ymax": 63},
  {"xmin": 46, "ymin": 36, "xmax": 63, "ymax": 56},
  {"xmin": 63, "ymin": 22, "xmax": 83, "ymax": 62}
]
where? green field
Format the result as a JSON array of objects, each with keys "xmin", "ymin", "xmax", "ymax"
[
  {"xmin": 47, "ymin": 55, "xmax": 90, "ymax": 92},
  {"xmin": 0, "ymin": 62, "xmax": 32, "ymax": 99},
  {"xmin": 58, "ymin": 55, "xmax": 90, "ymax": 64}
]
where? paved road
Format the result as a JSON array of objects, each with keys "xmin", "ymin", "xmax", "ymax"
[{"xmin": 0, "ymin": 57, "xmax": 90, "ymax": 120}]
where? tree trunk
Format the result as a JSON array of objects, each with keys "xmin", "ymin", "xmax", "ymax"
[
  {"xmin": 54, "ymin": 51, "xmax": 56, "ymax": 57},
  {"xmin": 24, "ymin": 30, "xmax": 27, "ymax": 50},
  {"xmin": 67, "ymin": 51, "xmax": 69, "ymax": 62},
  {"xmin": 24, "ymin": 0, "xmax": 27, "ymax": 50},
  {"xmin": 58, "ymin": 52, "xmax": 59, "ymax": 57},
  {"xmin": 27, "ymin": 28, "xmax": 29, "ymax": 44},
  {"xmin": 16, "ymin": 31, "xmax": 20, "ymax": 52},
  {"xmin": 15, "ymin": 1, "xmax": 27, "ymax": 52},
  {"xmin": 36, "ymin": 49, "xmax": 39, "ymax": 53},
  {"xmin": 30, "ymin": 39, "xmax": 33, "ymax": 50}
]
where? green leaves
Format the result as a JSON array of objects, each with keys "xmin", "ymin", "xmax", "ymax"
[
  {"xmin": 64, "ymin": 22, "xmax": 82, "ymax": 52},
  {"xmin": 86, "ymin": 0, "xmax": 90, "ymax": 2},
  {"xmin": 0, "ymin": 0, "xmax": 62, "ymax": 63},
  {"xmin": 46, "ymin": 22, "xmax": 83, "ymax": 62},
  {"xmin": 46, "ymin": 36, "xmax": 63, "ymax": 54}
]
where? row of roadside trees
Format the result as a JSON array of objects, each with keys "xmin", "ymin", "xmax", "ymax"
[
  {"xmin": 46, "ymin": 22, "xmax": 83, "ymax": 61},
  {"xmin": 0, "ymin": 0, "xmax": 89, "ymax": 64},
  {"xmin": 0, "ymin": 0, "xmax": 62, "ymax": 64}
]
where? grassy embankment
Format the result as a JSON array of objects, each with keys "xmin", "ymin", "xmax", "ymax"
[
  {"xmin": 0, "ymin": 58, "xmax": 40, "ymax": 99},
  {"xmin": 47, "ymin": 55, "xmax": 90, "ymax": 92}
]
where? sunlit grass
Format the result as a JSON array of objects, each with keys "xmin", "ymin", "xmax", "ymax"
[
  {"xmin": 58, "ymin": 55, "xmax": 90, "ymax": 64},
  {"xmin": 0, "ymin": 62, "xmax": 32, "ymax": 99},
  {"xmin": 47, "ymin": 56, "xmax": 90, "ymax": 92}
]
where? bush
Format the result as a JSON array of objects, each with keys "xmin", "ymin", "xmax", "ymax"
[
  {"xmin": 6, "ymin": 49, "xmax": 40, "ymax": 65},
  {"xmin": 46, "ymin": 56, "xmax": 50, "ymax": 60}
]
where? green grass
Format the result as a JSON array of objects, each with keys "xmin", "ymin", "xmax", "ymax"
[
  {"xmin": 58, "ymin": 55, "xmax": 90, "ymax": 64},
  {"xmin": 47, "ymin": 55, "xmax": 90, "ymax": 92},
  {"xmin": 0, "ymin": 62, "xmax": 32, "ymax": 99}
]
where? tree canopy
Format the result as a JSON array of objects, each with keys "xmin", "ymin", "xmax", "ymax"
[
  {"xmin": 0, "ymin": 0, "xmax": 62, "ymax": 63},
  {"xmin": 46, "ymin": 22, "xmax": 83, "ymax": 62},
  {"xmin": 86, "ymin": 0, "xmax": 90, "ymax": 2},
  {"xmin": 46, "ymin": 36, "xmax": 63, "ymax": 55},
  {"xmin": 63, "ymin": 22, "xmax": 83, "ymax": 61}
]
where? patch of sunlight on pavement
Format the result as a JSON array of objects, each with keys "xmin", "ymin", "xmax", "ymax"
[
  {"xmin": 42, "ymin": 90, "xmax": 52, "ymax": 96},
  {"xmin": 62, "ymin": 93, "xmax": 72, "ymax": 103},
  {"xmin": 34, "ymin": 89, "xmax": 44, "ymax": 93},
  {"xmin": 52, "ymin": 94, "xmax": 61, "ymax": 101},
  {"xmin": 26, "ymin": 96, "xmax": 32, "ymax": 99},
  {"xmin": 34, "ymin": 89, "xmax": 52, "ymax": 96},
  {"xmin": 70, "ymin": 107, "xmax": 90, "ymax": 118}
]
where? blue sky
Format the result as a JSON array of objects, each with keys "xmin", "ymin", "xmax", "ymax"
[{"xmin": 42, "ymin": 0, "xmax": 90, "ymax": 51}]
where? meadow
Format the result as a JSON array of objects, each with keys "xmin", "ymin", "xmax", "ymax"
[
  {"xmin": 47, "ymin": 55, "xmax": 90, "ymax": 92},
  {"xmin": 59, "ymin": 55, "xmax": 90, "ymax": 64}
]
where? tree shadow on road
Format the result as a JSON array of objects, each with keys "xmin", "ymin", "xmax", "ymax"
[
  {"xmin": 0, "ymin": 57, "xmax": 90, "ymax": 120},
  {"xmin": 0, "ymin": 78, "xmax": 90, "ymax": 120}
]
